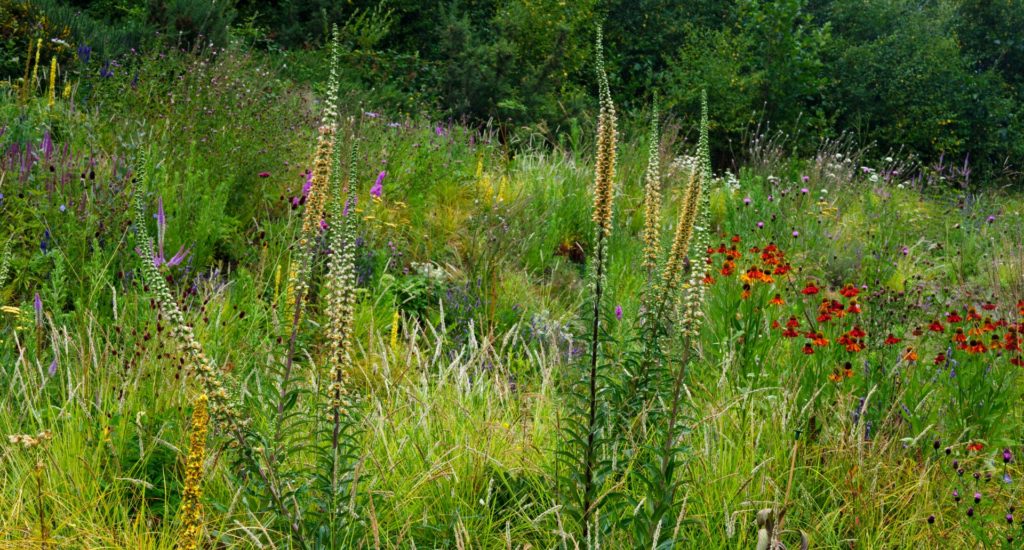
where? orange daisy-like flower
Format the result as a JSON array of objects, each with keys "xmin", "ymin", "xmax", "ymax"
[
  {"xmin": 801, "ymin": 283, "xmax": 820, "ymax": 295},
  {"xmin": 982, "ymin": 302, "xmax": 997, "ymax": 311},
  {"xmin": 946, "ymin": 311, "xmax": 963, "ymax": 323},
  {"xmin": 802, "ymin": 343, "xmax": 815, "ymax": 355},
  {"xmin": 741, "ymin": 284, "xmax": 751, "ymax": 300},
  {"xmin": 849, "ymin": 325, "xmax": 866, "ymax": 339},
  {"xmin": 703, "ymin": 274, "xmax": 715, "ymax": 285},
  {"xmin": 1011, "ymin": 356, "xmax": 1024, "ymax": 367},
  {"xmin": 967, "ymin": 442, "xmax": 984, "ymax": 452},
  {"xmin": 903, "ymin": 347, "xmax": 919, "ymax": 362},
  {"xmin": 771, "ymin": 320, "xmax": 781, "ymax": 329},
  {"xmin": 839, "ymin": 284, "xmax": 859, "ymax": 298},
  {"xmin": 934, "ymin": 352, "xmax": 947, "ymax": 365},
  {"xmin": 770, "ymin": 294, "xmax": 785, "ymax": 305},
  {"xmin": 928, "ymin": 320, "xmax": 945, "ymax": 333},
  {"xmin": 843, "ymin": 361, "xmax": 854, "ymax": 377},
  {"xmin": 817, "ymin": 312, "xmax": 832, "ymax": 323},
  {"xmin": 847, "ymin": 301, "xmax": 862, "ymax": 314},
  {"xmin": 828, "ymin": 371, "xmax": 843, "ymax": 382},
  {"xmin": 782, "ymin": 327, "xmax": 800, "ymax": 338},
  {"xmin": 1017, "ymin": 299, "xmax": 1024, "ymax": 315},
  {"xmin": 954, "ymin": 328, "xmax": 967, "ymax": 343},
  {"xmin": 967, "ymin": 307, "xmax": 982, "ymax": 321},
  {"xmin": 773, "ymin": 264, "xmax": 792, "ymax": 276},
  {"xmin": 731, "ymin": 234, "xmax": 741, "ymax": 243},
  {"xmin": 786, "ymin": 316, "xmax": 800, "ymax": 328},
  {"xmin": 884, "ymin": 333, "xmax": 902, "ymax": 345}
]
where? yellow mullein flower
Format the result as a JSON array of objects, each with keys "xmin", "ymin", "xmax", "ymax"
[
  {"xmin": 390, "ymin": 308, "xmax": 400, "ymax": 351},
  {"xmin": 178, "ymin": 394, "xmax": 210, "ymax": 550},
  {"xmin": 48, "ymin": 56, "xmax": 56, "ymax": 108}
]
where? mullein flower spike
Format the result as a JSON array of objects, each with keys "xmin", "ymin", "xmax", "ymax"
[{"xmin": 178, "ymin": 394, "xmax": 210, "ymax": 550}]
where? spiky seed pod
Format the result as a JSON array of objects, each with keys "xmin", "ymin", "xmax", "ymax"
[
  {"xmin": 659, "ymin": 169, "xmax": 702, "ymax": 298},
  {"xmin": 592, "ymin": 28, "xmax": 617, "ymax": 238},
  {"xmin": 178, "ymin": 394, "xmax": 210, "ymax": 550},
  {"xmin": 134, "ymin": 158, "xmax": 239, "ymax": 427},
  {"xmin": 642, "ymin": 99, "xmax": 662, "ymax": 275}
]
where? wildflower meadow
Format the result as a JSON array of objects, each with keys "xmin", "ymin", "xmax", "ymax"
[{"xmin": 2, "ymin": 2, "xmax": 1024, "ymax": 548}]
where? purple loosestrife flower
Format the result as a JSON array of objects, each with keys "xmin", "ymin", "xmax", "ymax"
[
  {"xmin": 34, "ymin": 293, "xmax": 43, "ymax": 325},
  {"xmin": 370, "ymin": 171, "xmax": 386, "ymax": 198},
  {"xmin": 615, "ymin": 305, "xmax": 623, "ymax": 321}
]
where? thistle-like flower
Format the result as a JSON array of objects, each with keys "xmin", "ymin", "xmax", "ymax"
[
  {"xmin": 591, "ymin": 28, "xmax": 617, "ymax": 238},
  {"xmin": 641, "ymin": 99, "xmax": 662, "ymax": 275},
  {"xmin": 178, "ymin": 394, "xmax": 210, "ymax": 550}
]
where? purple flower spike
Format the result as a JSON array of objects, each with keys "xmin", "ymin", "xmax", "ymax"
[
  {"xmin": 615, "ymin": 305, "xmax": 623, "ymax": 321},
  {"xmin": 370, "ymin": 170, "xmax": 386, "ymax": 198},
  {"xmin": 48, "ymin": 357, "xmax": 58, "ymax": 377},
  {"xmin": 1004, "ymin": 448, "xmax": 1013, "ymax": 463},
  {"xmin": 34, "ymin": 293, "xmax": 43, "ymax": 322}
]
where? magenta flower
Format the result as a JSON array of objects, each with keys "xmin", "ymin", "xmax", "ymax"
[
  {"xmin": 615, "ymin": 305, "xmax": 623, "ymax": 321},
  {"xmin": 370, "ymin": 170, "xmax": 386, "ymax": 198},
  {"xmin": 792, "ymin": 230, "xmax": 799, "ymax": 238},
  {"xmin": 757, "ymin": 221, "xmax": 764, "ymax": 229},
  {"xmin": 34, "ymin": 293, "xmax": 43, "ymax": 324},
  {"xmin": 743, "ymin": 197, "xmax": 751, "ymax": 205},
  {"xmin": 801, "ymin": 175, "xmax": 809, "ymax": 183},
  {"xmin": 258, "ymin": 171, "xmax": 270, "ymax": 178}
]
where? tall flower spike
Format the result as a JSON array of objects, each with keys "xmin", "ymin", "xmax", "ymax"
[
  {"xmin": 659, "ymin": 168, "xmax": 701, "ymax": 299},
  {"xmin": 680, "ymin": 91, "xmax": 713, "ymax": 337},
  {"xmin": 325, "ymin": 138, "xmax": 359, "ymax": 444},
  {"xmin": 592, "ymin": 27, "xmax": 617, "ymax": 237},
  {"xmin": 48, "ymin": 57, "xmax": 57, "ymax": 108},
  {"xmin": 292, "ymin": 26, "xmax": 343, "ymax": 302},
  {"xmin": 178, "ymin": 394, "xmax": 210, "ymax": 550},
  {"xmin": 134, "ymin": 155, "xmax": 239, "ymax": 426},
  {"xmin": 642, "ymin": 97, "xmax": 662, "ymax": 276},
  {"xmin": 0, "ymin": 240, "xmax": 11, "ymax": 289}
]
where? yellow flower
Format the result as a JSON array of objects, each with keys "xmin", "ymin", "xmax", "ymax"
[
  {"xmin": 178, "ymin": 394, "xmax": 210, "ymax": 550},
  {"xmin": 1, "ymin": 306, "xmax": 21, "ymax": 315},
  {"xmin": 48, "ymin": 56, "xmax": 57, "ymax": 108},
  {"xmin": 390, "ymin": 309, "xmax": 400, "ymax": 351}
]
